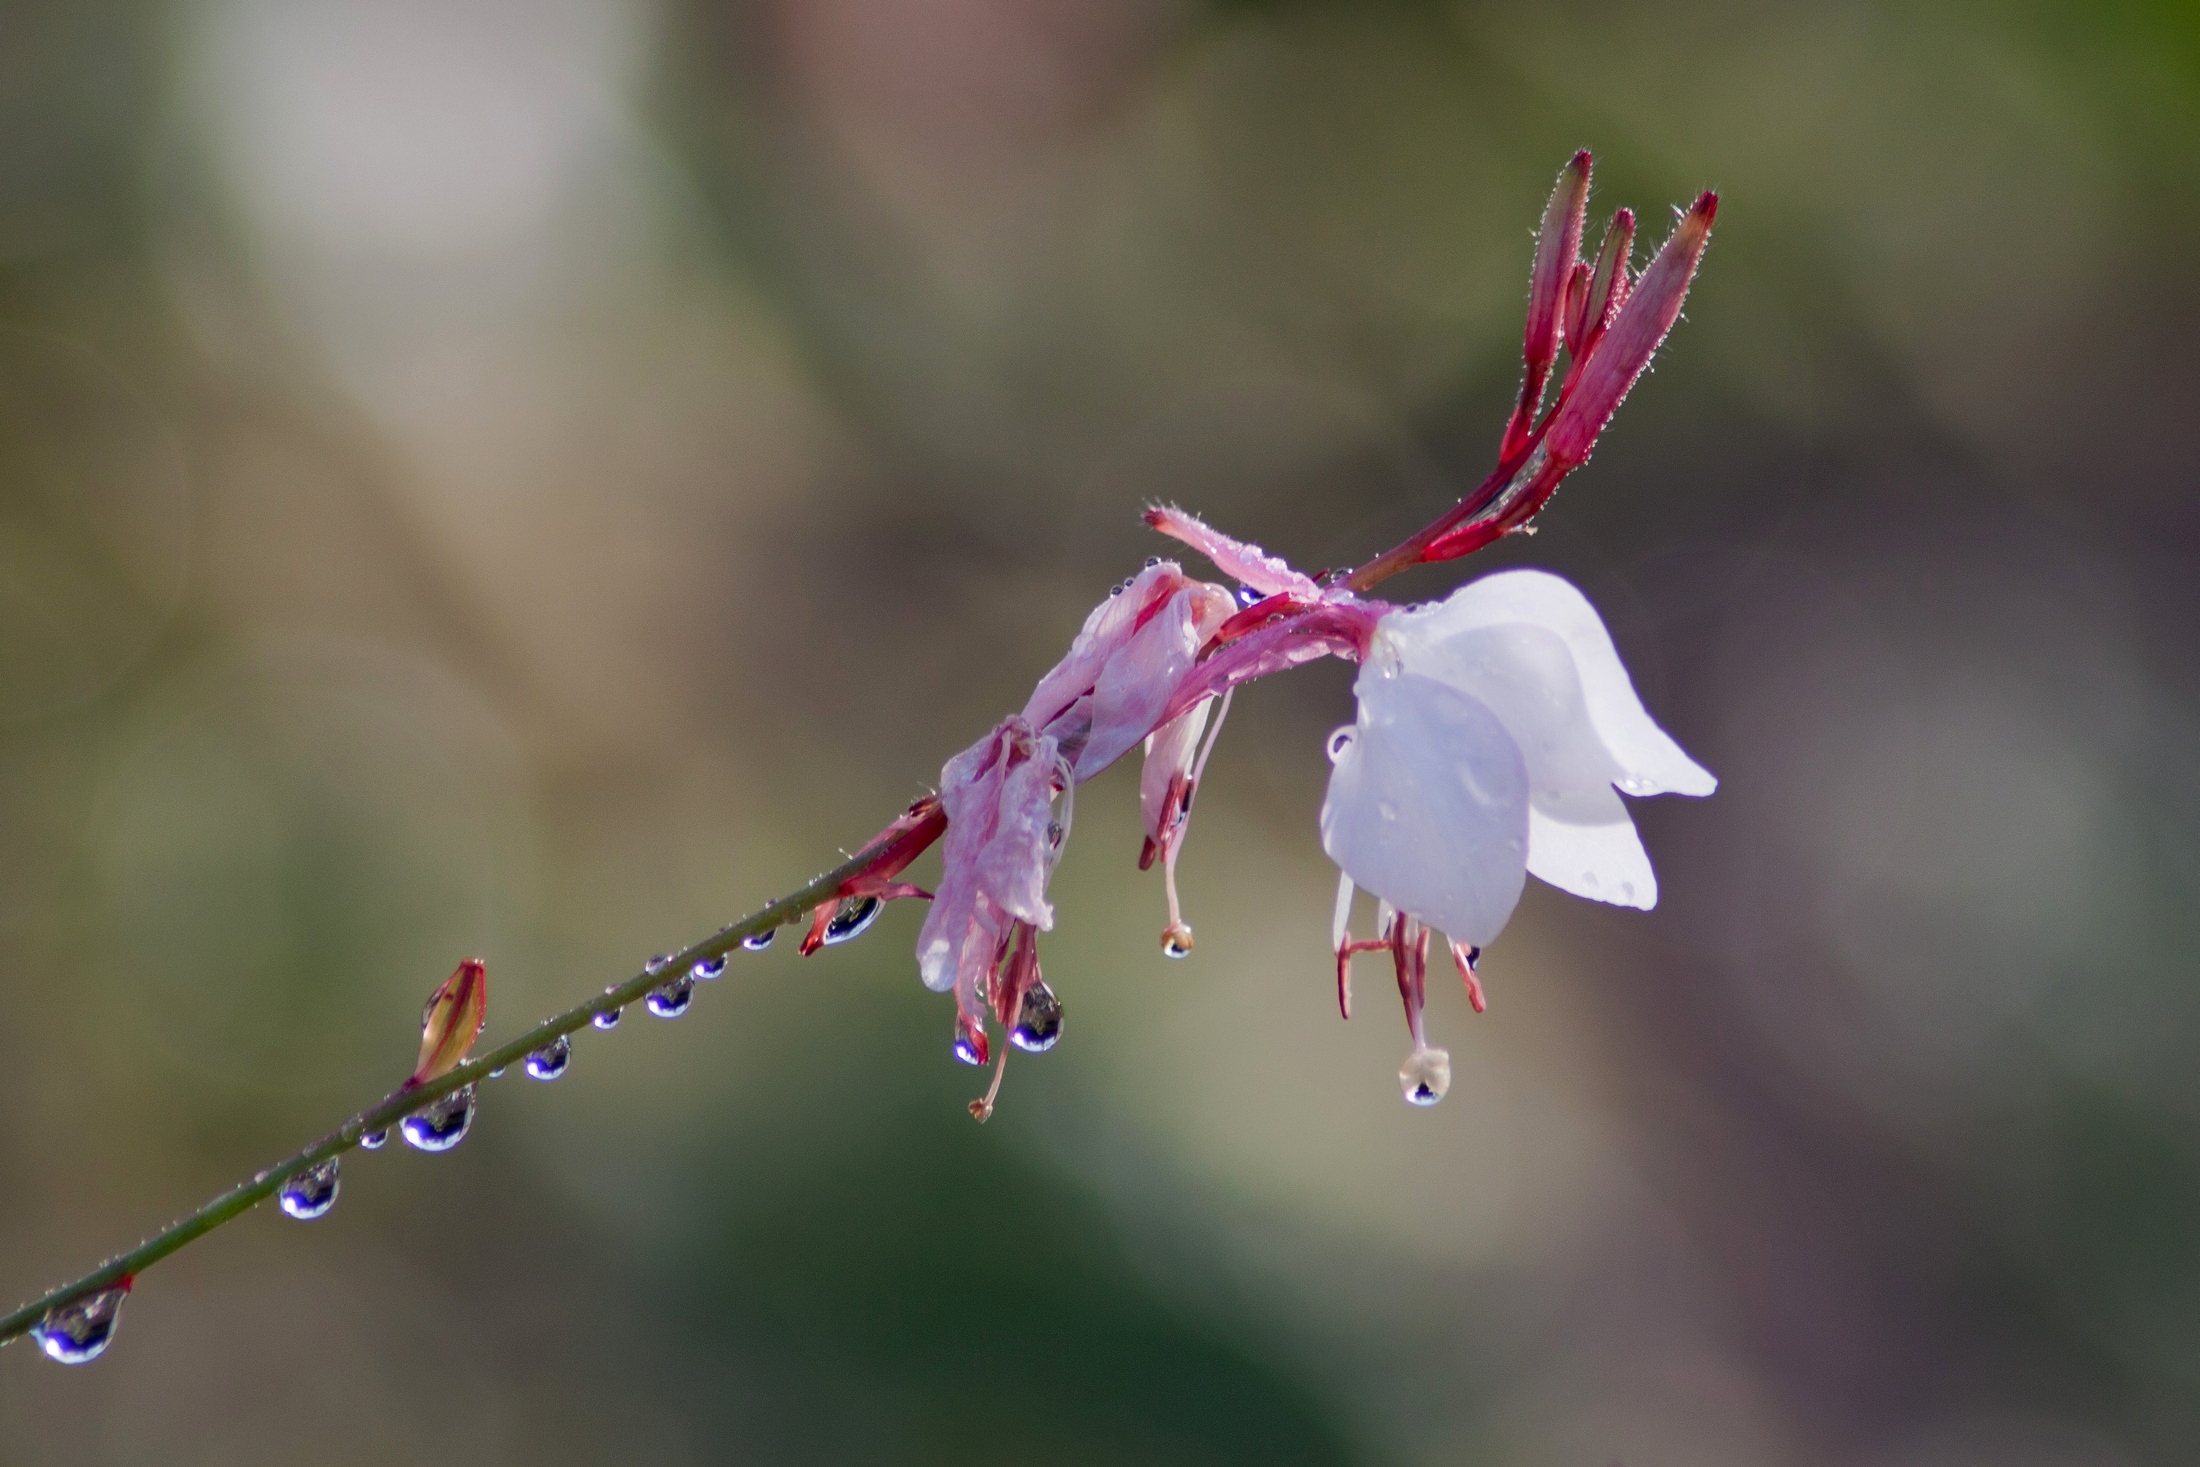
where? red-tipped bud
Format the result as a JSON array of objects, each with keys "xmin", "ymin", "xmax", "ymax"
[
  {"xmin": 1504, "ymin": 151, "xmax": 1592, "ymax": 460},
  {"xmin": 411, "ymin": 958, "xmax": 488, "ymax": 1086},
  {"xmin": 1560, "ymin": 260, "xmax": 1594, "ymax": 352},
  {"xmin": 1576, "ymin": 208, "xmax": 1636, "ymax": 361},
  {"xmin": 1544, "ymin": 191, "xmax": 1716, "ymax": 468},
  {"xmin": 1526, "ymin": 151, "xmax": 1592, "ymax": 371}
]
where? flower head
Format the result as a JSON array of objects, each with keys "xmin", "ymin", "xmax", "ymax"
[
  {"xmin": 1323, "ymin": 572, "xmax": 1715, "ymax": 1098},
  {"xmin": 793, "ymin": 151, "xmax": 1720, "ymax": 1115}
]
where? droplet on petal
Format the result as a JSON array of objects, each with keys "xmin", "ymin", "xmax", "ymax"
[
  {"xmin": 742, "ymin": 928, "xmax": 776, "ymax": 951},
  {"xmin": 278, "ymin": 1158, "xmax": 341, "ymax": 1220},
  {"xmin": 1160, "ymin": 923, "xmax": 1194, "ymax": 959},
  {"xmin": 1011, "ymin": 980, "xmax": 1064, "ymax": 1053},
  {"xmin": 954, "ymin": 1027, "xmax": 989, "ymax": 1066},
  {"xmin": 32, "ymin": 1286, "xmax": 127, "ymax": 1365},
  {"xmin": 1399, "ymin": 1048, "xmax": 1451, "ymax": 1107},
  {"xmin": 401, "ymin": 1085, "xmax": 476, "ymax": 1153},
  {"xmin": 822, "ymin": 895, "xmax": 882, "ymax": 945},
  {"xmin": 646, "ymin": 976, "xmax": 694, "ymax": 1018},
  {"xmin": 525, "ymin": 1034, "xmax": 572, "ymax": 1080}
]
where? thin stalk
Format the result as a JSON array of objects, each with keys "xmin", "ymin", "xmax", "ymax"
[{"xmin": 0, "ymin": 838, "xmax": 889, "ymax": 1348}]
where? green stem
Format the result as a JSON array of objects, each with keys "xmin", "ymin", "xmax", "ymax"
[{"xmin": 0, "ymin": 841, "xmax": 884, "ymax": 1348}]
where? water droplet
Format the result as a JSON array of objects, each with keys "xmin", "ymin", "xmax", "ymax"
[
  {"xmin": 1160, "ymin": 923, "xmax": 1194, "ymax": 959},
  {"xmin": 954, "ymin": 1030, "xmax": 988, "ymax": 1066},
  {"xmin": 1144, "ymin": 556, "xmax": 1161, "ymax": 568},
  {"xmin": 278, "ymin": 1158, "xmax": 341, "ymax": 1220},
  {"xmin": 1399, "ymin": 1048, "xmax": 1451, "ymax": 1107},
  {"xmin": 32, "ymin": 1286, "xmax": 127, "ymax": 1365},
  {"xmin": 593, "ymin": 1006, "xmax": 623, "ymax": 1030},
  {"xmin": 1618, "ymin": 881, "xmax": 1635, "ymax": 901},
  {"xmin": 646, "ymin": 976, "xmax": 694, "ymax": 1018},
  {"xmin": 691, "ymin": 955, "xmax": 726, "ymax": 981},
  {"xmin": 1109, "ymin": 582, "xmax": 1125, "ymax": 597},
  {"xmin": 1326, "ymin": 726, "xmax": 1355, "ymax": 762},
  {"xmin": 1237, "ymin": 586, "xmax": 1260, "ymax": 606},
  {"xmin": 487, "ymin": 1067, "xmax": 506, "ymax": 1080},
  {"xmin": 1011, "ymin": 981, "xmax": 1063, "ymax": 1053},
  {"xmin": 1580, "ymin": 872, "xmax": 1599, "ymax": 890},
  {"xmin": 525, "ymin": 1035, "xmax": 571, "ymax": 1080},
  {"xmin": 741, "ymin": 928, "xmax": 776, "ymax": 951},
  {"xmin": 360, "ymin": 1129, "xmax": 388, "ymax": 1150},
  {"xmin": 822, "ymin": 896, "xmax": 882, "ymax": 946},
  {"xmin": 400, "ymin": 1085, "xmax": 476, "ymax": 1153},
  {"xmin": 645, "ymin": 953, "xmax": 675, "ymax": 976}
]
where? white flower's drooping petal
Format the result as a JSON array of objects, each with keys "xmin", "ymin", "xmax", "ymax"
[
  {"xmin": 1383, "ymin": 569, "xmax": 1714, "ymax": 797},
  {"xmin": 1320, "ymin": 669, "xmax": 1529, "ymax": 947},
  {"xmin": 976, "ymin": 737, "xmax": 1062, "ymax": 928},
  {"xmin": 1527, "ymin": 783, "xmax": 1656, "ymax": 909},
  {"xmin": 1077, "ymin": 588, "xmax": 1203, "ymax": 780}
]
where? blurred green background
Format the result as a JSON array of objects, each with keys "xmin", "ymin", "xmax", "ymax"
[{"xmin": 3, "ymin": 0, "xmax": 2197, "ymax": 1462}]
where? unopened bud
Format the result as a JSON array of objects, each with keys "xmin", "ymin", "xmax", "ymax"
[
  {"xmin": 1544, "ymin": 192, "xmax": 1716, "ymax": 469},
  {"xmin": 411, "ymin": 958, "xmax": 488, "ymax": 1087}
]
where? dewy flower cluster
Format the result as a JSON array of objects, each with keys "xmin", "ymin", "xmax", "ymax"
[{"xmin": 807, "ymin": 153, "xmax": 1719, "ymax": 1116}]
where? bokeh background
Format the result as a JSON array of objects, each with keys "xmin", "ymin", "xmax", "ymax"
[{"xmin": 2, "ymin": 1, "xmax": 2197, "ymax": 1462}]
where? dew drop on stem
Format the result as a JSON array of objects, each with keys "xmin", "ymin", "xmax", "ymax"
[
  {"xmin": 644, "ymin": 953, "xmax": 674, "ymax": 976},
  {"xmin": 691, "ymin": 955, "xmax": 726, "ymax": 980},
  {"xmin": 525, "ymin": 1034, "xmax": 571, "ymax": 1080},
  {"xmin": 593, "ymin": 1006, "xmax": 622, "ymax": 1030},
  {"xmin": 646, "ymin": 975, "xmax": 693, "ymax": 1018},
  {"xmin": 742, "ymin": 928, "xmax": 776, "ymax": 951},
  {"xmin": 360, "ymin": 1129, "xmax": 388, "ymax": 1150},
  {"xmin": 278, "ymin": 1158, "xmax": 341, "ymax": 1220},
  {"xmin": 822, "ymin": 896, "xmax": 882, "ymax": 945},
  {"xmin": 401, "ymin": 1085, "xmax": 476, "ymax": 1153},
  {"xmin": 32, "ymin": 1286, "xmax": 127, "ymax": 1365}
]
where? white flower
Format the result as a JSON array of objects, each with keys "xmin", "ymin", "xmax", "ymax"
[
  {"xmin": 1320, "ymin": 570, "xmax": 1713, "ymax": 1102},
  {"xmin": 1323, "ymin": 568, "xmax": 1714, "ymax": 944}
]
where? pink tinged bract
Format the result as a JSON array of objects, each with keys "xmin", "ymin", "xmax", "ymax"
[{"xmin": 1321, "ymin": 670, "xmax": 1530, "ymax": 948}]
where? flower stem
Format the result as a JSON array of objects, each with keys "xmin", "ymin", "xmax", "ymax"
[{"xmin": 0, "ymin": 838, "xmax": 892, "ymax": 1349}]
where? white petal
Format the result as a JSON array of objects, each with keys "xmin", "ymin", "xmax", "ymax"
[
  {"xmin": 1320, "ymin": 670, "xmax": 1529, "ymax": 947},
  {"xmin": 1526, "ymin": 782, "xmax": 1657, "ymax": 909},
  {"xmin": 1384, "ymin": 569, "xmax": 1715, "ymax": 797},
  {"xmin": 1140, "ymin": 698, "xmax": 1210, "ymax": 842}
]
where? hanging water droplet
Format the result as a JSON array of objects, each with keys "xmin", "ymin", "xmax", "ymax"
[
  {"xmin": 646, "ymin": 975, "xmax": 694, "ymax": 1018},
  {"xmin": 822, "ymin": 895, "xmax": 882, "ymax": 945},
  {"xmin": 1046, "ymin": 820, "xmax": 1064, "ymax": 851},
  {"xmin": 487, "ymin": 1067, "xmax": 507, "ymax": 1080},
  {"xmin": 644, "ymin": 953, "xmax": 674, "ymax": 976},
  {"xmin": 1399, "ymin": 1048, "xmax": 1451, "ymax": 1108},
  {"xmin": 401, "ymin": 1085, "xmax": 476, "ymax": 1153},
  {"xmin": 278, "ymin": 1158, "xmax": 341, "ymax": 1220},
  {"xmin": 742, "ymin": 928, "xmax": 776, "ymax": 951},
  {"xmin": 953, "ymin": 1030, "xmax": 987, "ymax": 1066},
  {"xmin": 1237, "ymin": 586, "xmax": 1260, "ymax": 606},
  {"xmin": 691, "ymin": 955, "xmax": 726, "ymax": 981},
  {"xmin": 525, "ymin": 1034, "xmax": 571, "ymax": 1080},
  {"xmin": 32, "ymin": 1286, "xmax": 127, "ymax": 1365},
  {"xmin": 360, "ymin": 1129, "xmax": 388, "ymax": 1150},
  {"xmin": 1160, "ymin": 923, "xmax": 1194, "ymax": 959},
  {"xmin": 593, "ymin": 1006, "xmax": 622, "ymax": 1030},
  {"xmin": 1011, "ymin": 981, "xmax": 1063, "ymax": 1053}
]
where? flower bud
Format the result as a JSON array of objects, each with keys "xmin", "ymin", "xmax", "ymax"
[{"xmin": 410, "ymin": 958, "xmax": 488, "ymax": 1087}]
